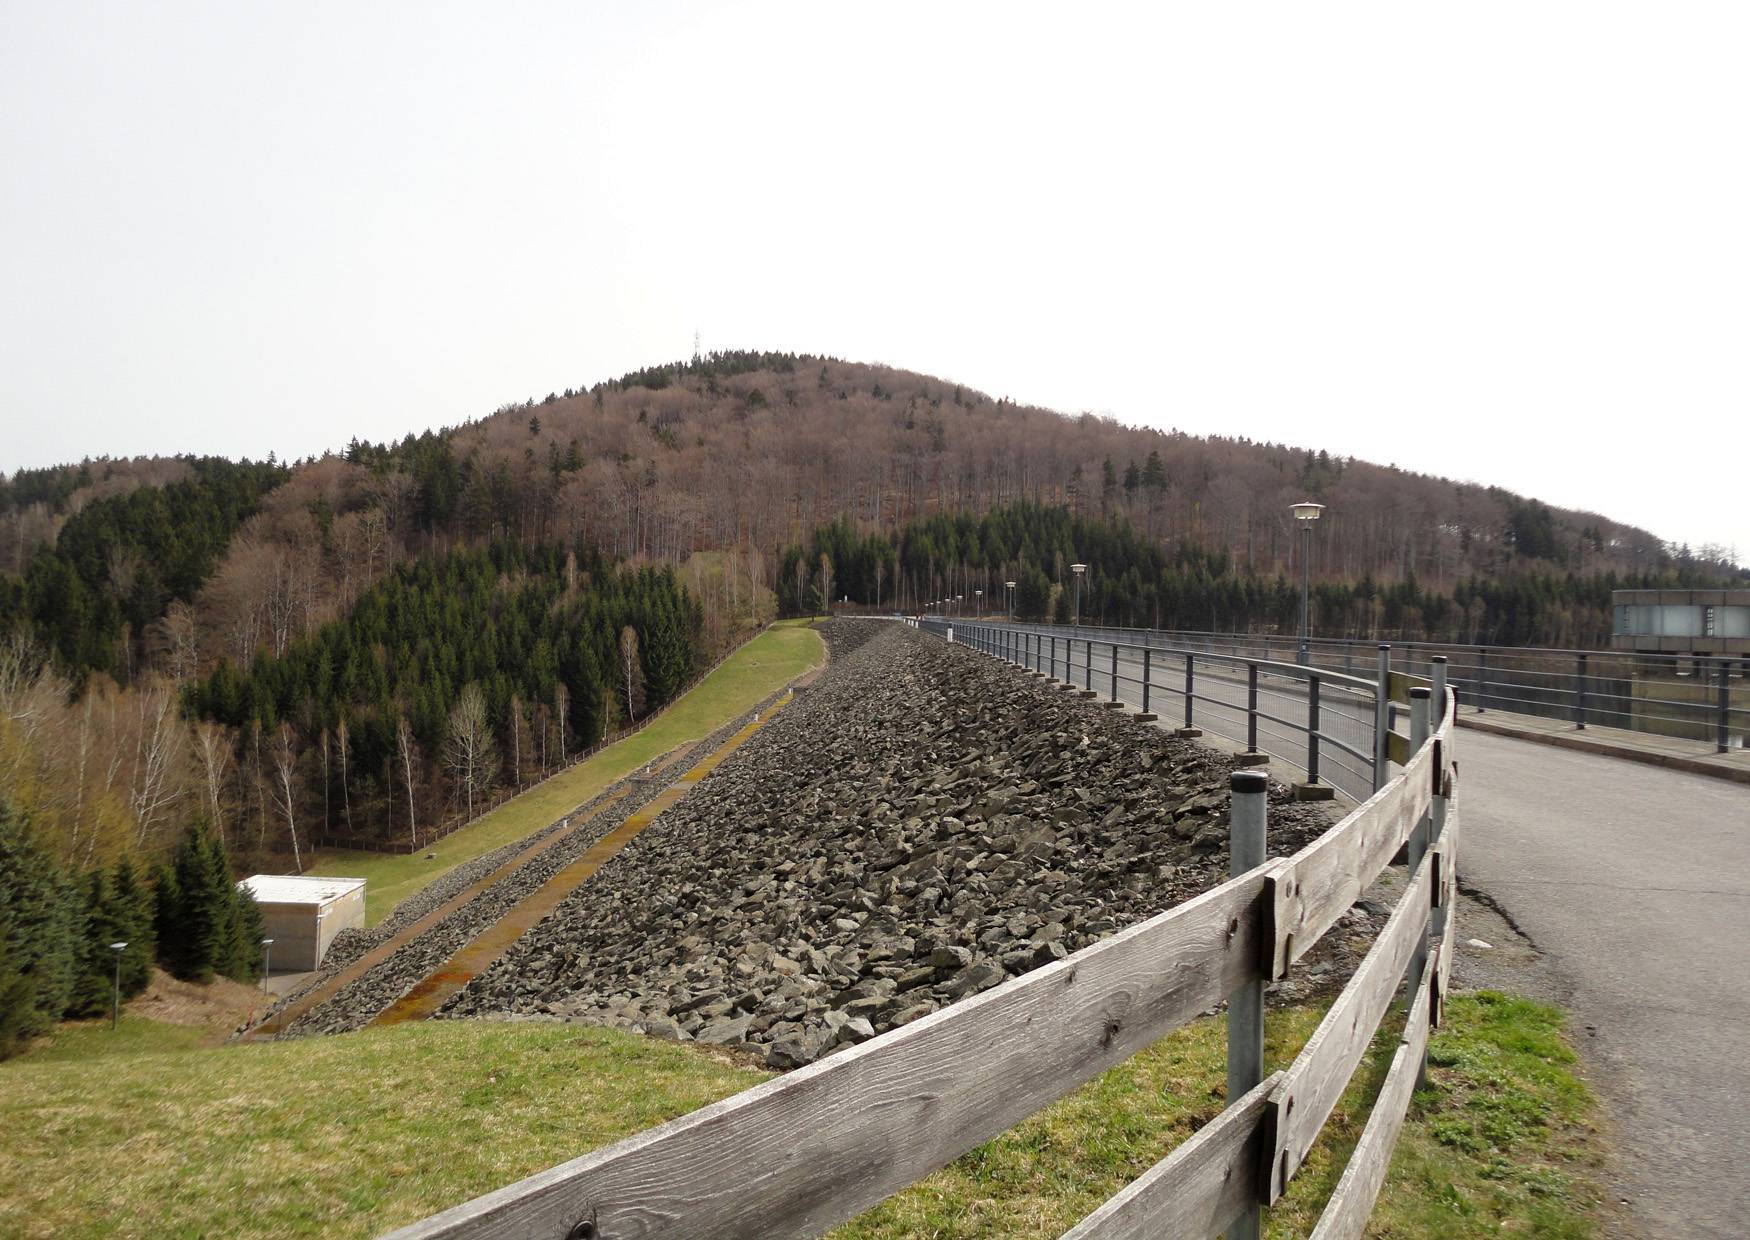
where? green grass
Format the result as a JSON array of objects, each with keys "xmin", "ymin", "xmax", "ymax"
[
  {"xmin": 307, "ymin": 625, "xmax": 824, "ymax": 924},
  {"xmin": 15, "ymin": 1014, "xmax": 212, "ymax": 1064},
  {"xmin": 835, "ymin": 992, "xmax": 1604, "ymax": 1239},
  {"xmin": 2, "ymin": 991, "xmax": 1601, "ymax": 1239},
  {"xmin": 0, "ymin": 1020, "xmax": 768, "ymax": 1239}
]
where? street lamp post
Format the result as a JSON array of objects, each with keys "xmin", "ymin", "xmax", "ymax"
[
  {"xmin": 1005, "ymin": 580, "xmax": 1017, "ymax": 617},
  {"xmin": 1070, "ymin": 563, "xmax": 1088, "ymax": 626},
  {"xmin": 261, "ymin": 937, "xmax": 275, "ymax": 989},
  {"xmin": 1291, "ymin": 502, "xmax": 1326, "ymax": 664},
  {"xmin": 975, "ymin": 588, "xmax": 983, "ymax": 618},
  {"xmin": 109, "ymin": 942, "xmax": 128, "ymax": 1031}
]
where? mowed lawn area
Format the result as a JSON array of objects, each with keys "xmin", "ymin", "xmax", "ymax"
[
  {"xmin": 307, "ymin": 623, "xmax": 824, "ymax": 925},
  {"xmin": 0, "ymin": 991, "xmax": 1604, "ymax": 1238}
]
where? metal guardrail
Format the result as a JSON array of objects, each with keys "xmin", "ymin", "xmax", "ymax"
[
  {"xmin": 971, "ymin": 619, "xmax": 1748, "ymax": 754},
  {"xmin": 391, "ymin": 626, "xmax": 1460, "ymax": 1240},
  {"xmin": 924, "ymin": 618, "xmax": 1401, "ymax": 804}
]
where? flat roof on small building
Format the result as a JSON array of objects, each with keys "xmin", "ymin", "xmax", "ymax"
[{"xmin": 240, "ymin": 875, "xmax": 366, "ymax": 906}]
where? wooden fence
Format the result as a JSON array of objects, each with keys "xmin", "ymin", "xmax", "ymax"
[{"xmin": 387, "ymin": 643, "xmax": 1459, "ymax": 1240}]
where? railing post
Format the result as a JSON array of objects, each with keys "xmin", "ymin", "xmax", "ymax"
[
  {"xmin": 1477, "ymin": 648, "xmax": 1488, "ymax": 713},
  {"xmin": 1247, "ymin": 662, "xmax": 1260, "ymax": 755},
  {"xmin": 1405, "ymin": 687, "xmax": 1432, "ymax": 1019},
  {"xmin": 1110, "ymin": 642, "xmax": 1119, "ymax": 703},
  {"xmin": 1141, "ymin": 648, "xmax": 1152, "ymax": 716},
  {"xmin": 1050, "ymin": 635, "xmax": 1057, "ymax": 680},
  {"xmin": 1084, "ymin": 638, "xmax": 1092, "ymax": 691},
  {"xmin": 1576, "ymin": 653, "xmax": 1588, "ymax": 730},
  {"xmin": 1373, "ymin": 644, "xmax": 1391, "ymax": 792},
  {"xmin": 1431, "ymin": 655, "xmax": 1448, "ymax": 723},
  {"xmin": 1184, "ymin": 653, "xmax": 1195, "ymax": 729},
  {"xmin": 1718, "ymin": 660, "xmax": 1732, "ymax": 754},
  {"xmin": 1226, "ymin": 769, "xmax": 1268, "ymax": 1240},
  {"xmin": 1307, "ymin": 675, "xmax": 1322, "ymax": 787}
]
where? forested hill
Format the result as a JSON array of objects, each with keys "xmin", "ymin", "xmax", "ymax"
[
  {"xmin": 0, "ymin": 351, "xmax": 1741, "ymax": 883},
  {"xmin": 400, "ymin": 350, "xmax": 1736, "ymax": 584},
  {"xmin": 0, "ymin": 457, "xmax": 286, "ymax": 678}
]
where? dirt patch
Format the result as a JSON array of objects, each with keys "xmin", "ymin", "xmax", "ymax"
[{"xmin": 130, "ymin": 969, "xmax": 271, "ymax": 1040}]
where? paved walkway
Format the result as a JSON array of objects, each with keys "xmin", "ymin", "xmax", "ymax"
[
  {"xmin": 1445, "ymin": 730, "xmax": 1749, "ymax": 1237},
  {"xmin": 1458, "ymin": 703, "xmax": 1750, "ymax": 784}
]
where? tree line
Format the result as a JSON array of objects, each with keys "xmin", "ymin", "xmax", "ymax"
[
  {"xmin": 180, "ymin": 542, "xmax": 703, "ymax": 856},
  {"xmin": 778, "ymin": 501, "xmax": 1734, "ymax": 648},
  {"xmin": 0, "ymin": 456, "xmax": 286, "ymax": 681},
  {"xmin": 1, "ymin": 800, "xmax": 262, "ymax": 1059}
]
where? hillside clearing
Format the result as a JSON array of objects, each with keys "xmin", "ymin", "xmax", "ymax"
[
  {"xmin": 305, "ymin": 623, "xmax": 823, "ymax": 925},
  {"xmin": 0, "ymin": 991, "xmax": 1601, "ymax": 1238}
]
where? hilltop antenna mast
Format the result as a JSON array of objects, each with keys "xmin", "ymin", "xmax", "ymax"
[{"xmin": 692, "ymin": 330, "xmax": 702, "ymax": 365}]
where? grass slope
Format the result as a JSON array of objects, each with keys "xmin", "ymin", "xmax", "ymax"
[
  {"xmin": 1, "ymin": 991, "xmax": 1601, "ymax": 1239},
  {"xmin": 307, "ymin": 624, "xmax": 824, "ymax": 924},
  {"xmin": 0, "ymin": 1021, "xmax": 764, "ymax": 1239}
]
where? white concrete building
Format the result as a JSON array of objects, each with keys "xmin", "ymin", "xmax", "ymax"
[{"xmin": 239, "ymin": 875, "xmax": 366, "ymax": 972}]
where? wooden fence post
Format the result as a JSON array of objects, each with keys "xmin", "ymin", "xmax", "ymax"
[{"xmin": 1405, "ymin": 688, "xmax": 1432, "ymax": 1018}]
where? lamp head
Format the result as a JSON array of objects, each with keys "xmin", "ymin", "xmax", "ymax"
[
  {"xmin": 1291, "ymin": 501, "xmax": 1326, "ymax": 522},
  {"xmin": 1070, "ymin": 562, "xmax": 1087, "ymax": 575}
]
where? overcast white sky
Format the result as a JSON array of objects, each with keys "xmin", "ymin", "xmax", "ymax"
[{"xmin": 2, "ymin": 3, "xmax": 1745, "ymax": 559}]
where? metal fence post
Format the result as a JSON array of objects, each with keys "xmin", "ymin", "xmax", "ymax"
[
  {"xmin": 1476, "ymin": 648, "xmax": 1488, "ymax": 713},
  {"xmin": 1226, "ymin": 769, "xmax": 1268, "ymax": 1240},
  {"xmin": 1719, "ymin": 660, "xmax": 1732, "ymax": 754},
  {"xmin": 1050, "ymin": 635, "xmax": 1058, "ymax": 680},
  {"xmin": 1373, "ymin": 644, "xmax": 1391, "ymax": 791},
  {"xmin": 1141, "ymin": 648, "xmax": 1152, "ymax": 716},
  {"xmin": 1110, "ymin": 643, "xmax": 1119, "ymax": 703},
  {"xmin": 1576, "ymin": 654, "xmax": 1588, "ymax": 730},
  {"xmin": 1247, "ymin": 662, "xmax": 1260, "ymax": 755},
  {"xmin": 1184, "ymin": 653, "xmax": 1195, "ymax": 729},
  {"xmin": 1084, "ymin": 639, "xmax": 1092, "ymax": 691},
  {"xmin": 1307, "ymin": 675, "xmax": 1322, "ymax": 786}
]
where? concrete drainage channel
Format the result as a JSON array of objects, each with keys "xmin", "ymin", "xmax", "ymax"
[
  {"xmin": 370, "ymin": 701, "xmax": 793, "ymax": 1026},
  {"xmin": 245, "ymin": 689, "xmax": 798, "ymax": 1040}
]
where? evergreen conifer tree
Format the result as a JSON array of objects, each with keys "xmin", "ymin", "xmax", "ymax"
[{"xmin": 0, "ymin": 798, "xmax": 82, "ymax": 1045}]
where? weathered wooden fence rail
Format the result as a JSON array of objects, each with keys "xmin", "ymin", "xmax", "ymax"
[{"xmin": 388, "ymin": 627, "xmax": 1458, "ymax": 1240}]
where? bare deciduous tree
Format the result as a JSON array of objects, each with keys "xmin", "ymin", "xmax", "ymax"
[
  {"xmin": 192, "ymin": 720, "xmax": 233, "ymax": 847},
  {"xmin": 270, "ymin": 721, "xmax": 303, "ymax": 872},
  {"xmin": 619, "ymin": 627, "xmax": 642, "ymax": 723},
  {"xmin": 444, "ymin": 683, "xmax": 497, "ymax": 819},
  {"xmin": 396, "ymin": 713, "xmax": 420, "ymax": 849},
  {"xmin": 334, "ymin": 717, "xmax": 352, "ymax": 831}
]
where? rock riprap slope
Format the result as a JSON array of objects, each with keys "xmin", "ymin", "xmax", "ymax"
[{"xmin": 442, "ymin": 620, "xmax": 1332, "ymax": 1067}]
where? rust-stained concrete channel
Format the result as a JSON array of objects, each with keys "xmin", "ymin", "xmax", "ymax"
[
  {"xmin": 249, "ymin": 690, "xmax": 797, "ymax": 1039},
  {"xmin": 245, "ymin": 781, "xmax": 647, "ymax": 1039},
  {"xmin": 372, "ymin": 696, "xmax": 793, "ymax": 1025}
]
